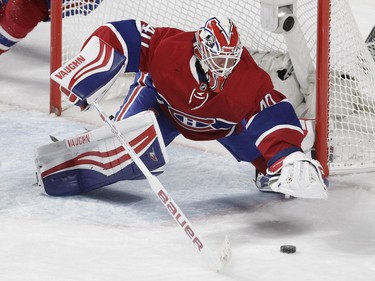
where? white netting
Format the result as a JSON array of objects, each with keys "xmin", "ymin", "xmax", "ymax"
[
  {"xmin": 56, "ymin": 0, "xmax": 375, "ymax": 174},
  {"xmin": 328, "ymin": 1, "xmax": 375, "ymax": 173}
]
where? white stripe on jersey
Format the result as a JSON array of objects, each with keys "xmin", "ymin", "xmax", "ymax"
[
  {"xmin": 255, "ymin": 124, "xmax": 304, "ymax": 147},
  {"xmin": 141, "ymin": 42, "xmax": 149, "ymax": 48},
  {"xmin": 0, "ymin": 43, "xmax": 9, "ymax": 51},
  {"xmin": 141, "ymin": 33, "xmax": 152, "ymax": 40},
  {"xmin": 139, "ymin": 21, "xmax": 155, "ymax": 49}
]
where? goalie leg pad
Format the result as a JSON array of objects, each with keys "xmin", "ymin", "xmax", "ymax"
[{"xmin": 35, "ymin": 111, "xmax": 168, "ymax": 196}]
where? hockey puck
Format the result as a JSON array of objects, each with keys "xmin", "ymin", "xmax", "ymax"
[{"xmin": 280, "ymin": 245, "xmax": 296, "ymax": 254}]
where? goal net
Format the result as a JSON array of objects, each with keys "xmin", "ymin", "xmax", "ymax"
[{"xmin": 50, "ymin": 0, "xmax": 375, "ymax": 175}]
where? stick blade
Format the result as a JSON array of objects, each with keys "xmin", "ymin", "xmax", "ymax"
[
  {"xmin": 203, "ymin": 235, "xmax": 231, "ymax": 272},
  {"xmin": 219, "ymin": 235, "xmax": 232, "ymax": 266}
]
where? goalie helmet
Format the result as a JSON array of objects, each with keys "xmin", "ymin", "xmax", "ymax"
[{"xmin": 194, "ymin": 17, "xmax": 243, "ymax": 92}]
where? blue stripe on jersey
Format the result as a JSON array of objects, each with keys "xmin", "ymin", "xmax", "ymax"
[
  {"xmin": 109, "ymin": 20, "xmax": 142, "ymax": 72},
  {"xmin": 0, "ymin": 30, "xmax": 17, "ymax": 48},
  {"xmin": 267, "ymin": 146, "xmax": 301, "ymax": 167},
  {"xmin": 247, "ymin": 101, "xmax": 302, "ymax": 140},
  {"xmin": 216, "ymin": 101, "xmax": 302, "ymax": 163}
]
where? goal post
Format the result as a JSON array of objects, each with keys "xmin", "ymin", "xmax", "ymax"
[
  {"xmin": 315, "ymin": 0, "xmax": 330, "ymax": 176},
  {"xmin": 50, "ymin": 0, "xmax": 63, "ymax": 116},
  {"xmin": 50, "ymin": 0, "xmax": 375, "ymax": 176}
]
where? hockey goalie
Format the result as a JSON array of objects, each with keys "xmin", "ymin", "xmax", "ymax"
[{"xmin": 37, "ymin": 16, "xmax": 328, "ymax": 199}]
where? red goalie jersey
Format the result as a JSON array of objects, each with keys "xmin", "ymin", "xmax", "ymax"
[{"xmin": 83, "ymin": 19, "xmax": 304, "ymax": 165}]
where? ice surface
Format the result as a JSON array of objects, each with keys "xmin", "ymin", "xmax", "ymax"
[{"xmin": 0, "ymin": 1, "xmax": 374, "ymax": 280}]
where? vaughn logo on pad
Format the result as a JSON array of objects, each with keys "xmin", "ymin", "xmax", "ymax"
[
  {"xmin": 53, "ymin": 55, "xmax": 86, "ymax": 80},
  {"xmin": 66, "ymin": 133, "xmax": 91, "ymax": 148}
]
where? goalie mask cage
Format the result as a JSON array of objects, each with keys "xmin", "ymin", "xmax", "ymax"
[{"xmin": 50, "ymin": 0, "xmax": 375, "ymax": 176}]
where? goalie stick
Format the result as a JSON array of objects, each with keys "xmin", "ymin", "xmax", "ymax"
[
  {"xmin": 92, "ymin": 101, "xmax": 231, "ymax": 271},
  {"xmin": 50, "ymin": 37, "xmax": 230, "ymax": 270}
]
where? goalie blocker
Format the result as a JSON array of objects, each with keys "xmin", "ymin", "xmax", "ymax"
[
  {"xmin": 51, "ymin": 35, "xmax": 126, "ymax": 109},
  {"xmin": 35, "ymin": 111, "xmax": 168, "ymax": 196}
]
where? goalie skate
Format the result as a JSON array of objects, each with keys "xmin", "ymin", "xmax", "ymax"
[{"xmin": 254, "ymin": 170, "xmax": 277, "ymax": 193}]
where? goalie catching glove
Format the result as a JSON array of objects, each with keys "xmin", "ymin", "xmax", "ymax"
[
  {"xmin": 266, "ymin": 151, "xmax": 328, "ymax": 199},
  {"xmin": 51, "ymin": 36, "xmax": 126, "ymax": 110}
]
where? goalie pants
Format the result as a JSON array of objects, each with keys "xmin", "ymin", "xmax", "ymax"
[{"xmin": 114, "ymin": 72, "xmax": 290, "ymax": 174}]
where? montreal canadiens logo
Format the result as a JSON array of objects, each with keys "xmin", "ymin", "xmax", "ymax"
[
  {"xmin": 168, "ymin": 107, "xmax": 236, "ymax": 132},
  {"xmin": 157, "ymin": 92, "xmax": 236, "ymax": 133}
]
